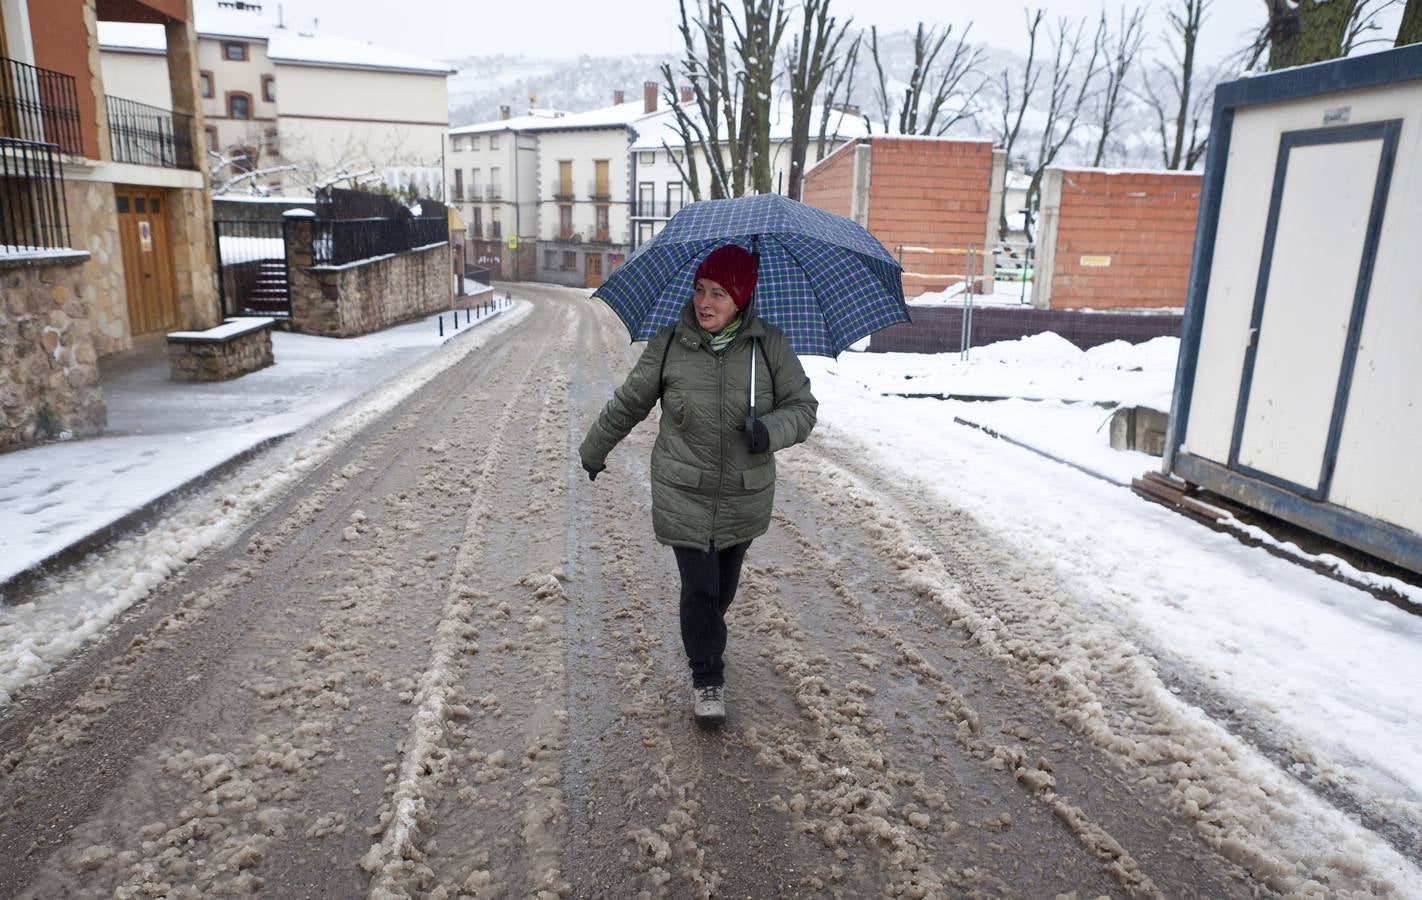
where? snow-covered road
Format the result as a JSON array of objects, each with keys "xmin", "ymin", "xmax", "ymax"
[{"xmin": 0, "ymin": 284, "xmax": 1415, "ymax": 897}]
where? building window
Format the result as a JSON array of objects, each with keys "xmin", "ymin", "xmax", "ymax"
[
  {"xmin": 451, "ymin": 135, "xmax": 463, "ymax": 152},
  {"xmin": 262, "ymin": 75, "xmax": 276, "ymax": 103},
  {"xmin": 563, "ymin": 251, "xmax": 577, "ymax": 271},
  {"xmin": 595, "ymin": 205, "xmax": 609, "ymax": 241},
  {"xmin": 545, "ymin": 249, "xmax": 557, "ymax": 268},
  {"xmin": 472, "ymin": 207, "xmax": 482, "ymax": 237},
  {"xmin": 227, "ymin": 92, "xmax": 252, "ymax": 120},
  {"xmin": 559, "ymin": 204, "xmax": 572, "ymax": 239},
  {"xmin": 639, "ymin": 151, "xmax": 655, "ymax": 165},
  {"xmin": 223, "ymin": 41, "xmax": 248, "ymax": 62},
  {"xmin": 490, "ymin": 208, "xmax": 501, "ymax": 238},
  {"xmin": 200, "ymin": 71, "xmax": 213, "ymax": 99},
  {"xmin": 667, "ymin": 182, "xmax": 684, "ymax": 214},
  {"xmin": 638, "ymin": 182, "xmax": 655, "ymax": 217},
  {"xmin": 452, "ymin": 168, "xmax": 463, "ymax": 200},
  {"xmin": 637, "ymin": 222, "xmax": 653, "ymax": 246},
  {"xmin": 204, "ymin": 126, "xmax": 219, "ymax": 151},
  {"xmin": 469, "ymin": 135, "xmax": 479, "ymax": 151},
  {"xmin": 489, "ymin": 133, "xmax": 499, "ymax": 150}
]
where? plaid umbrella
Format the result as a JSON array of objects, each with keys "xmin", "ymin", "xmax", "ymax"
[{"xmin": 592, "ymin": 194, "xmax": 907, "ymax": 357}]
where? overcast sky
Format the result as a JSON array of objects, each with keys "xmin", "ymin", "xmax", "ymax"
[{"xmin": 248, "ymin": 0, "xmax": 1278, "ymax": 67}]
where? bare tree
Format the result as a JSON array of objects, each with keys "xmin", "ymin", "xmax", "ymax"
[
  {"xmin": 1140, "ymin": 0, "xmax": 1211, "ymax": 170},
  {"xmin": 1259, "ymin": 0, "xmax": 1358, "ymax": 69},
  {"xmin": 995, "ymin": 11, "xmax": 1105, "ymax": 240},
  {"xmin": 1091, "ymin": 7, "xmax": 1147, "ymax": 167},
  {"xmin": 815, "ymin": 34, "xmax": 860, "ymax": 162},
  {"xmin": 661, "ymin": 0, "xmax": 742, "ymax": 199},
  {"xmin": 783, "ymin": 0, "xmax": 853, "ymax": 199},
  {"xmin": 731, "ymin": 0, "xmax": 789, "ymax": 195},
  {"xmin": 1343, "ymin": 0, "xmax": 1403, "ymax": 52},
  {"xmin": 868, "ymin": 22, "xmax": 985, "ymax": 135}
]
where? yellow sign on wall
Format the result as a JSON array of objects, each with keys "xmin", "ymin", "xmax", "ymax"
[
  {"xmin": 1079, "ymin": 254, "xmax": 1112, "ymax": 267},
  {"xmin": 507, "ymin": 234, "xmax": 518, "ymax": 250}
]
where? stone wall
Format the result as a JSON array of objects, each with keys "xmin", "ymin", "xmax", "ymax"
[
  {"xmin": 168, "ymin": 186, "xmax": 223, "ymax": 332},
  {"xmin": 1, "ymin": 253, "xmax": 107, "ymax": 452},
  {"xmin": 64, "ymin": 178, "xmax": 131, "ymax": 355},
  {"xmin": 285, "ymin": 217, "xmax": 452, "ymax": 337},
  {"xmin": 168, "ymin": 321, "xmax": 274, "ymax": 382}
]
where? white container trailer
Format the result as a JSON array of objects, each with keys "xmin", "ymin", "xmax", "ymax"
[{"xmin": 1164, "ymin": 45, "xmax": 1422, "ymax": 574}]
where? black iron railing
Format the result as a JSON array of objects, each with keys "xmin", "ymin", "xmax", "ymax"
[
  {"xmin": 464, "ymin": 263, "xmax": 491, "ymax": 286},
  {"xmin": 106, "ymin": 96, "xmax": 196, "ymax": 169},
  {"xmin": 214, "ymin": 219, "xmax": 289, "ymax": 318},
  {"xmin": 632, "ymin": 198, "xmax": 685, "ymax": 218},
  {"xmin": 312, "ymin": 216, "xmax": 448, "ymax": 266},
  {"xmin": 0, "ymin": 57, "xmax": 84, "ymax": 156},
  {"xmin": 0, "ymin": 137, "xmax": 71, "ymax": 251}
]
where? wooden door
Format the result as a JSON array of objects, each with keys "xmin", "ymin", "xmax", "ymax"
[
  {"xmin": 584, "ymin": 252, "xmax": 603, "ymax": 289},
  {"xmin": 116, "ymin": 187, "xmax": 180, "ymax": 337}
]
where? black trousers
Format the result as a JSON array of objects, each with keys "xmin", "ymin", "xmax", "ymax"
[{"xmin": 673, "ymin": 541, "xmax": 751, "ymax": 688}]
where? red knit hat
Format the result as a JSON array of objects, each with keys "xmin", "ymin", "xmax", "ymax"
[{"xmin": 694, "ymin": 244, "xmax": 758, "ymax": 310}]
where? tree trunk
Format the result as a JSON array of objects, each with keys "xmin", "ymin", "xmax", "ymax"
[
  {"xmin": 1265, "ymin": 0, "xmax": 1357, "ymax": 69},
  {"xmin": 1399, "ymin": 0, "xmax": 1422, "ymax": 46}
]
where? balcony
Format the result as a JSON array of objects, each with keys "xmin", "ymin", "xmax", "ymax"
[
  {"xmin": 487, "ymin": 184, "xmax": 502, "ymax": 200},
  {"xmin": 489, "ymin": 222, "xmax": 502, "ymax": 239},
  {"xmin": 558, "ymin": 226, "xmax": 574, "ymax": 240},
  {"xmin": 633, "ymin": 198, "xmax": 685, "ymax": 219},
  {"xmin": 595, "ymin": 227, "xmax": 610, "ymax": 242},
  {"xmin": 1, "ymin": 57, "xmax": 84, "ymax": 156},
  {"xmin": 552, "ymin": 181, "xmax": 574, "ymax": 201},
  {"xmin": 588, "ymin": 179, "xmax": 611, "ymax": 200},
  {"xmin": 106, "ymin": 96, "xmax": 195, "ymax": 169},
  {"xmin": 465, "ymin": 184, "xmax": 483, "ymax": 200},
  {"xmin": 0, "ymin": 137, "xmax": 71, "ymax": 252},
  {"xmin": 450, "ymin": 186, "xmax": 464, "ymax": 201}
]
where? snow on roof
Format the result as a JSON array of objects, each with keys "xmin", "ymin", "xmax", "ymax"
[
  {"xmin": 266, "ymin": 31, "xmax": 451, "ymax": 75},
  {"xmin": 630, "ymin": 100, "xmax": 869, "ymax": 151},
  {"xmin": 450, "ymin": 110, "xmax": 568, "ymax": 135},
  {"xmin": 98, "ymin": 10, "xmax": 451, "ymax": 75},
  {"xmin": 524, "ymin": 100, "xmax": 654, "ymax": 133}
]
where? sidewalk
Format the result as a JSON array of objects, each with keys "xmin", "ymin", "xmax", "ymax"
[{"xmin": 0, "ymin": 301, "xmax": 512, "ymax": 595}]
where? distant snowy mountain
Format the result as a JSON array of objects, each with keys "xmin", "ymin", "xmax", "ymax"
[{"xmin": 446, "ymin": 53, "xmax": 672, "ymax": 126}]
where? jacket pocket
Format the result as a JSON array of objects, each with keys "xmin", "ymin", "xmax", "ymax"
[
  {"xmin": 657, "ymin": 456, "xmax": 703, "ymax": 489},
  {"xmin": 741, "ymin": 462, "xmax": 775, "ymax": 491}
]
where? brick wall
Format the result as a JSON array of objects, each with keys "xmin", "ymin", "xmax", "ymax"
[
  {"xmin": 1, "ymin": 253, "xmax": 107, "ymax": 452},
  {"xmin": 1040, "ymin": 168, "xmax": 1201, "ymax": 309},
  {"xmin": 869, "ymin": 305, "xmax": 1182, "ymax": 354},
  {"xmin": 802, "ymin": 137, "xmax": 997, "ymax": 297},
  {"xmin": 800, "ymin": 140, "xmax": 856, "ymax": 219}
]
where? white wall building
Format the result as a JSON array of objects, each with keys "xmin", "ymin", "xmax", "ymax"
[{"xmin": 98, "ymin": 3, "xmax": 452, "ymax": 197}]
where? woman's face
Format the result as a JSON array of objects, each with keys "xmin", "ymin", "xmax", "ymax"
[{"xmin": 693, "ymin": 278, "xmax": 739, "ymax": 334}]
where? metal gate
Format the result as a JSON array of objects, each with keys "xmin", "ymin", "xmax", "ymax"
[{"xmin": 214, "ymin": 220, "xmax": 290, "ymax": 319}]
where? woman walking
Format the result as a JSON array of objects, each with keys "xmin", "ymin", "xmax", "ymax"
[{"xmin": 579, "ymin": 244, "xmax": 818, "ymax": 724}]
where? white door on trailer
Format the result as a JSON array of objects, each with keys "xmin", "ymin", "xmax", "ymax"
[{"xmin": 1233, "ymin": 137, "xmax": 1383, "ymax": 493}]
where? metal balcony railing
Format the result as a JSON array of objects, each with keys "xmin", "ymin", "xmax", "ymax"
[
  {"xmin": 106, "ymin": 96, "xmax": 195, "ymax": 169},
  {"xmin": 487, "ymin": 184, "xmax": 502, "ymax": 200},
  {"xmin": 0, "ymin": 137, "xmax": 71, "ymax": 252},
  {"xmin": 632, "ymin": 198, "xmax": 685, "ymax": 218},
  {"xmin": 552, "ymin": 181, "xmax": 574, "ymax": 201},
  {"xmin": 451, "ymin": 185, "xmax": 464, "ymax": 201},
  {"xmin": 1, "ymin": 56, "xmax": 84, "ymax": 156},
  {"xmin": 588, "ymin": 179, "xmax": 611, "ymax": 200},
  {"xmin": 594, "ymin": 227, "xmax": 610, "ymax": 242},
  {"xmin": 466, "ymin": 184, "xmax": 483, "ymax": 200}
]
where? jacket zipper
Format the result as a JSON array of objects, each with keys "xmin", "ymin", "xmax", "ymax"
[{"xmin": 710, "ymin": 349, "xmax": 725, "ymax": 550}]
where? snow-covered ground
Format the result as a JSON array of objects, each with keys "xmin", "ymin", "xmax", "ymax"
[
  {"xmin": 909, "ymin": 279, "xmax": 1034, "ymax": 307},
  {"xmin": 804, "ymin": 336, "xmax": 1422, "ymax": 876},
  {"xmin": 0, "ymin": 306, "xmax": 514, "ymax": 589}
]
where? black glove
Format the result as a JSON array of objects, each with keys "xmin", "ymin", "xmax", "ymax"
[
  {"xmin": 746, "ymin": 419, "xmax": 770, "ymax": 454},
  {"xmin": 583, "ymin": 462, "xmax": 604, "ymax": 482}
]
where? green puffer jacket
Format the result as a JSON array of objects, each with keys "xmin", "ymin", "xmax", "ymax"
[{"xmin": 580, "ymin": 303, "xmax": 818, "ymax": 551}]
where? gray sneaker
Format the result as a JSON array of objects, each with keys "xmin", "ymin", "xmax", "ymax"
[{"xmin": 692, "ymin": 684, "xmax": 726, "ymax": 722}]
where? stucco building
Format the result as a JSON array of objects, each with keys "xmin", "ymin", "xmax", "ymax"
[{"xmin": 97, "ymin": 1, "xmax": 452, "ymax": 196}]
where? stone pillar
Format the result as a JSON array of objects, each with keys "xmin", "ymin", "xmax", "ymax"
[
  {"xmin": 982, "ymin": 149, "xmax": 1008, "ymax": 294},
  {"xmin": 1031, "ymin": 168, "xmax": 1063, "ymax": 310},
  {"xmin": 849, "ymin": 141, "xmax": 872, "ymax": 229},
  {"xmin": 81, "ymin": 0, "xmax": 110, "ymax": 161},
  {"xmin": 164, "ymin": 1, "xmax": 220, "ymax": 330},
  {"xmin": 283, "ymin": 208, "xmax": 333, "ymax": 335}
]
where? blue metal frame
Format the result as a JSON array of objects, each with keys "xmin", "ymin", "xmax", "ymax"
[
  {"xmin": 1163, "ymin": 43, "xmax": 1422, "ymax": 573},
  {"xmin": 1226, "ymin": 121, "xmax": 1402, "ymax": 500},
  {"xmin": 1174, "ymin": 451, "xmax": 1422, "ymax": 575}
]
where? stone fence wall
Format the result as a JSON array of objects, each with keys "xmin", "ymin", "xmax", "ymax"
[
  {"xmin": 283, "ymin": 215, "xmax": 452, "ymax": 338},
  {"xmin": 1, "ymin": 253, "xmax": 107, "ymax": 452}
]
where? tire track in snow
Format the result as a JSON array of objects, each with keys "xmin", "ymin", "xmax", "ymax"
[{"xmin": 362, "ymin": 324, "xmax": 555, "ymax": 898}]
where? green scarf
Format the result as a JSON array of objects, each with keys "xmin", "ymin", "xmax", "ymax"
[{"xmin": 699, "ymin": 314, "xmax": 743, "ymax": 354}]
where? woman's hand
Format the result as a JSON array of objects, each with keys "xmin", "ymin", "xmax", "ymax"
[
  {"xmin": 583, "ymin": 462, "xmax": 605, "ymax": 481},
  {"xmin": 745, "ymin": 419, "xmax": 770, "ymax": 454}
]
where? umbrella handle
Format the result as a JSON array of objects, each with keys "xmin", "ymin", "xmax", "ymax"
[{"xmin": 745, "ymin": 336, "xmax": 758, "ymax": 434}]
